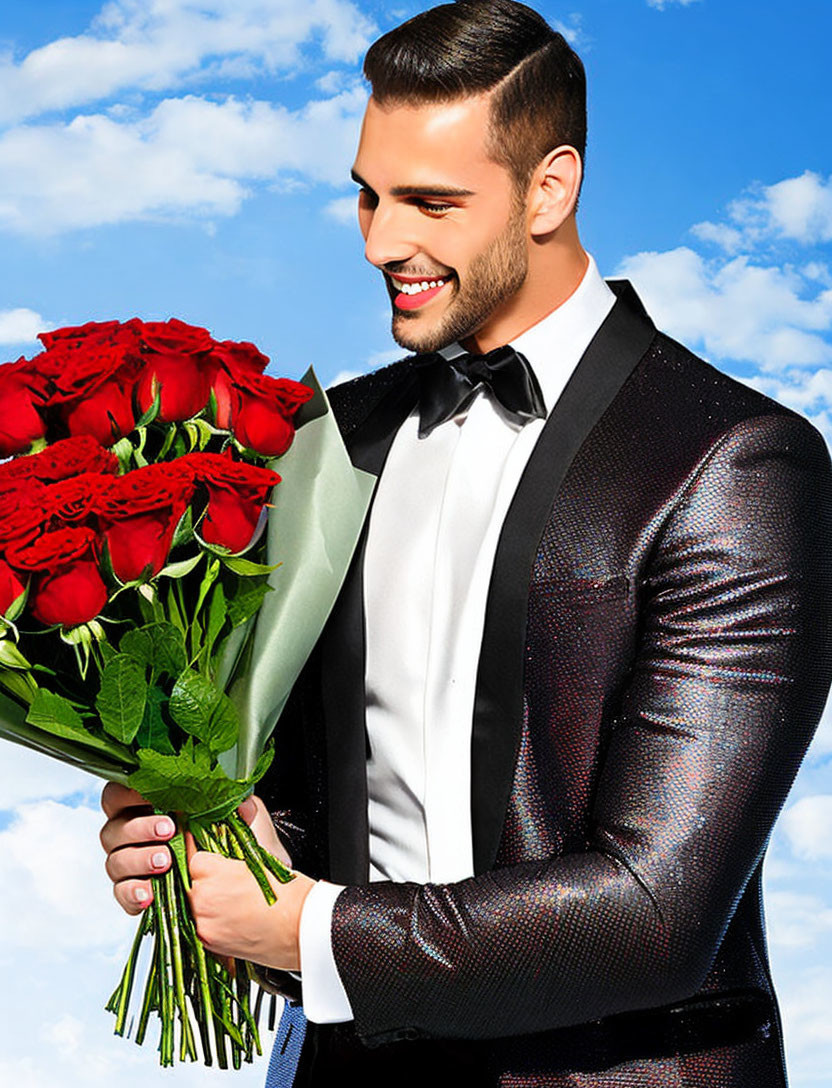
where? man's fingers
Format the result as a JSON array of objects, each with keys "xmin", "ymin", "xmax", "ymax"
[
  {"xmin": 100, "ymin": 781, "xmax": 151, "ymax": 818},
  {"xmin": 237, "ymin": 796, "xmax": 257, "ymax": 826},
  {"xmin": 105, "ymin": 843, "xmax": 171, "ymax": 884},
  {"xmin": 113, "ymin": 878, "xmax": 155, "ymax": 916},
  {"xmin": 99, "ymin": 810, "xmax": 176, "ymax": 855}
]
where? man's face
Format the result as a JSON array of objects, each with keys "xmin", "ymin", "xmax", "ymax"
[{"xmin": 351, "ymin": 94, "xmax": 530, "ymax": 353}]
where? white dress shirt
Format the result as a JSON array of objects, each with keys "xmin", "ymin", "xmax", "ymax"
[{"xmin": 300, "ymin": 255, "xmax": 615, "ymax": 1021}]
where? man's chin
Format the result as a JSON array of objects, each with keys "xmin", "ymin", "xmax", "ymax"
[{"xmin": 391, "ymin": 312, "xmax": 456, "ymax": 355}]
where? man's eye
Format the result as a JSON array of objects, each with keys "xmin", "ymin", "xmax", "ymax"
[
  {"xmin": 416, "ymin": 199, "xmax": 453, "ymax": 216},
  {"xmin": 358, "ymin": 187, "xmax": 378, "ymax": 209}
]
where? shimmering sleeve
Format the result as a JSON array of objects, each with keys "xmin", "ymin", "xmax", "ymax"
[{"xmin": 330, "ymin": 411, "xmax": 832, "ymax": 1044}]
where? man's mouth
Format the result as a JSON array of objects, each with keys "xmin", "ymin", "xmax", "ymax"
[{"xmin": 388, "ymin": 274, "xmax": 453, "ymax": 312}]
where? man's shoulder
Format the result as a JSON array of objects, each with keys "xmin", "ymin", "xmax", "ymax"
[
  {"xmin": 325, "ymin": 356, "xmax": 416, "ymax": 438},
  {"xmin": 642, "ymin": 328, "xmax": 817, "ymax": 438}
]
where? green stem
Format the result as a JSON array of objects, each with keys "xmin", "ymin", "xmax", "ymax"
[
  {"xmin": 154, "ymin": 881, "xmax": 176, "ymax": 1066},
  {"xmin": 168, "ymin": 827, "xmax": 214, "ymax": 1066},
  {"xmin": 228, "ymin": 810, "xmax": 294, "ymax": 884},
  {"xmin": 135, "ymin": 956, "xmax": 158, "ymax": 1047},
  {"xmin": 112, "ymin": 907, "xmax": 151, "ymax": 1036},
  {"xmin": 164, "ymin": 865, "xmax": 197, "ymax": 1063}
]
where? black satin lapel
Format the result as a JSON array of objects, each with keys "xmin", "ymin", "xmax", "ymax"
[
  {"xmin": 320, "ymin": 370, "xmax": 420, "ymax": 884},
  {"xmin": 471, "ymin": 281, "xmax": 657, "ymax": 873}
]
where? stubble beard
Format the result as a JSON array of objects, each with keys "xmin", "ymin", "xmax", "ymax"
[{"xmin": 390, "ymin": 208, "xmax": 529, "ymax": 354}]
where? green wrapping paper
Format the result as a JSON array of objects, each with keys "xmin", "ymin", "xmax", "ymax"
[{"xmin": 220, "ymin": 367, "xmax": 376, "ymax": 780}]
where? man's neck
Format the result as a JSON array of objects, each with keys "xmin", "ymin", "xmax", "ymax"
[{"xmin": 462, "ymin": 229, "xmax": 589, "ymax": 353}]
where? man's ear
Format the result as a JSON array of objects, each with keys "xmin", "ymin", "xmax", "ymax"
[{"xmin": 526, "ymin": 145, "xmax": 582, "ymax": 237}]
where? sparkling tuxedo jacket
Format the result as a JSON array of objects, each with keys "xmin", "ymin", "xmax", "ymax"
[{"xmin": 263, "ymin": 282, "xmax": 832, "ymax": 1085}]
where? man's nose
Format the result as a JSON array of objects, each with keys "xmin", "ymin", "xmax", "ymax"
[{"xmin": 362, "ymin": 203, "xmax": 418, "ymax": 268}]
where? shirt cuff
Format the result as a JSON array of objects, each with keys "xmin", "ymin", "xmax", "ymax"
[{"xmin": 298, "ymin": 879, "xmax": 353, "ymax": 1023}]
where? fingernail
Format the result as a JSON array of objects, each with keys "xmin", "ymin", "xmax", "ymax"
[
  {"xmin": 152, "ymin": 852, "xmax": 169, "ymax": 870},
  {"xmin": 155, "ymin": 818, "xmax": 173, "ymax": 837},
  {"xmin": 135, "ymin": 887, "xmax": 149, "ymax": 903}
]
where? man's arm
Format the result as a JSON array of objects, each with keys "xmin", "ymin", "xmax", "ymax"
[{"xmin": 329, "ymin": 411, "xmax": 832, "ymax": 1043}]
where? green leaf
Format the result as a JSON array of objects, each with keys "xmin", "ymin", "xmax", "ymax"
[
  {"xmin": 135, "ymin": 389, "xmax": 161, "ymax": 429},
  {"xmin": 133, "ymin": 426, "xmax": 149, "ymax": 468},
  {"xmin": 226, "ymin": 578, "xmax": 271, "ymax": 629},
  {"xmin": 110, "ymin": 437, "xmax": 134, "ymax": 473},
  {"xmin": 204, "ymin": 584, "xmax": 227, "ymax": 663},
  {"xmin": 0, "ymin": 666, "xmax": 38, "ymax": 704},
  {"xmin": 184, "ymin": 419, "xmax": 215, "ymax": 452},
  {"xmin": 221, "ymin": 556, "xmax": 281, "ymax": 577},
  {"xmin": 157, "ymin": 552, "xmax": 203, "ymax": 580},
  {"xmin": 165, "ymin": 582, "xmax": 186, "ymax": 636},
  {"xmin": 195, "ymin": 557, "xmax": 221, "ymax": 617},
  {"xmin": 0, "ymin": 640, "xmax": 32, "ymax": 670},
  {"xmin": 27, "ymin": 688, "xmax": 135, "ymax": 762},
  {"xmin": 120, "ymin": 623, "xmax": 187, "ymax": 681},
  {"xmin": 168, "ymin": 670, "xmax": 238, "ymax": 755},
  {"xmin": 157, "ymin": 422, "xmax": 178, "ymax": 461},
  {"xmin": 171, "ymin": 505, "xmax": 194, "ymax": 551},
  {"xmin": 96, "ymin": 653, "xmax": 148, "ymax": 744},
  {"xmin": 128, "ymin": 740, "xmax": 255, "ymax": 817},
  {"xmin": 135, "ymin": 686, "xmax": 175, "ymax": 754},
  {"xmin": 4, "ymin": 580, "xmax": 29, "ymax": 624}
]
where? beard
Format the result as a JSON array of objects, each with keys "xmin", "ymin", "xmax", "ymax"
[{"xmin": 390, "ymin": 207, "xmax": 529, "ymax": 354}]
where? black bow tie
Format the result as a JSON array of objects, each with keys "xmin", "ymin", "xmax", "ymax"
[{"xmin": 414, "ymin": 344, "xmax": 546, "ymax": 438}]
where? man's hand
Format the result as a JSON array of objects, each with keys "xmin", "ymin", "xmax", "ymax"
[
  {"xmin": 100, "ymin": 784, "xmax": 297, "ymax": 923},
  {"xmin": 100, "ymin": 781, "xmax": 174, "ymax": 914},
  {"xmin": 187, "ymin": 831, "xmax": 315, "ymax": 971}
]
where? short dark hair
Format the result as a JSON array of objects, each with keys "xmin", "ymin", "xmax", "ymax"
[{"xmin": 363, "ymin": 0, "xmax": 586, "ymax": 196}]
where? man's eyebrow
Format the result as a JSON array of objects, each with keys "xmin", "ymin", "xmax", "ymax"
[{"xmin": 350, "ymin": 169, "xmax": 473, "ymax": 199}]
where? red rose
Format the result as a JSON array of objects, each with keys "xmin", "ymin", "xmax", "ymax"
[
  {"xmin": 7, "ymin": 526, "xmax": 107, "ymax": 627},
  {"xmin": 46, "ymin": 472, "xmax": 115, "ymax": 526},
  {"xmin": 183, "ymin": 452, "xmax": 279, "ymax": 553},
  {"xmin": 0, "ymin": 480, "xmax": 50, "ymax": 548},
  {"xmin": 98, "ymin": 463, "xmax": 195, "ymax": 582},
  {"xmin": 135, "ymin": 319, "xmax": 215, "ymax": 423},
  {"xmin": 210, "ymin": 340, "xmax": 269, "ymax": 430},
  {"xmin": 62, "ymin": 373, "xmax": 139, "ymax": 446},
  {"xmin": 0, "ymin": 358, "xmax": 49, "ymax": 457},
  {"xmin": 44, "ymin": 321, "xmax": 143, "ymax": 446},
  {"xmin": 29, "ymin": 436, "xmax": 120, "ymax": 482},
  {"xmin": 38, "ymin": 319, "xmax": 140, "ymax": 356},
  {"xmin": 227, "ymin": 372, "xmax": 313, "ymax": 456},
  {"xmin": 0, "ymin": 559, "xmax": 25, "ymax": 616}
]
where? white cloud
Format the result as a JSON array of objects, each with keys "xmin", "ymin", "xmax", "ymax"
[
  {"xmin": 0, "ymin": 743, "xmax": 94, "ymax": 807},
  {"xmin": 0, "ymin": 307, "xmax": 51, "ymax": 344},
  {"xmin": 616, "ymin": 246, "xmax": 832, "ymax": 371},
  {"xmin": 0, "ymin": 86, "xmax": 366, "ymax": 234},
  {"xmin": 695, "ymin": 172, "xmax": 832, "ymax": 253},
  {"xmin": 646, "ymin": 0, "xmax": 701, "ymax": 8},
  {"xmin": 780, "ymin": 795, "xmax": 832, "ymax": 861},
  {"xmin": 0, "ymin": 791, "xmax": 277, "ymax": 1086},
  {"xmin": 778, "ymin": 967, "xmax": 832, "ymax": 1056},
  {"xmin": 0, "ymin": 799, "xmax": 130, "ymax": 950},
  {"xmin": 766, "ymin": 889, "xmax": 832, "ymax": 949},
  {"xmin": 0, "ymin": 0, "xmax": 374, "ymax": 125},
  {"xmin": 325, "ymin": 193, "xmax": 358, "ymax": 225}
]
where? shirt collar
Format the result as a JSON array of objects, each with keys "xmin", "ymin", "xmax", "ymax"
[{"xmin": 438, "ymin": 253, "xmax": 615, "ymax": 416}]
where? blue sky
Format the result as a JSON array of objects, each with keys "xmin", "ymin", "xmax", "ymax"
[{"xmin": 0, "ymin": 2, "xmax": 831, "ymax": 1086}]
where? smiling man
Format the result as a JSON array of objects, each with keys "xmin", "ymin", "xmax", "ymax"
[{"xmin": 99, "ymin": 3, "xmax": 832, "ymax": 1086}]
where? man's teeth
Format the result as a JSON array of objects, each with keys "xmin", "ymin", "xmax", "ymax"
[{"xmin": 393, "ymin": 278, "xmax": 446, "ymax": 295}]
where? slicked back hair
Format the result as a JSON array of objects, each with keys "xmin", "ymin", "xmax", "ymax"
[{"xmin": 363, "ymin": 0, "xmax": 587, "ymax": 199}]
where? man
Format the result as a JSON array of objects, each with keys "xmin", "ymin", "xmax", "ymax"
[{"xmin": 100, "ymin": 2, "xmax": 832, "ymax": 1084}]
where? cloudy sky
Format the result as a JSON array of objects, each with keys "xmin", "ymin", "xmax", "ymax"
[{"xmin": 0, "ymin": 1, "xmax": 831, "ymax": 1085}]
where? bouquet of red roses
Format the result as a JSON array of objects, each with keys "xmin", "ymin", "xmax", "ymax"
[{"xmin": 0, "ymin": 318, "xmax": 373, "ymax": 1068}]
